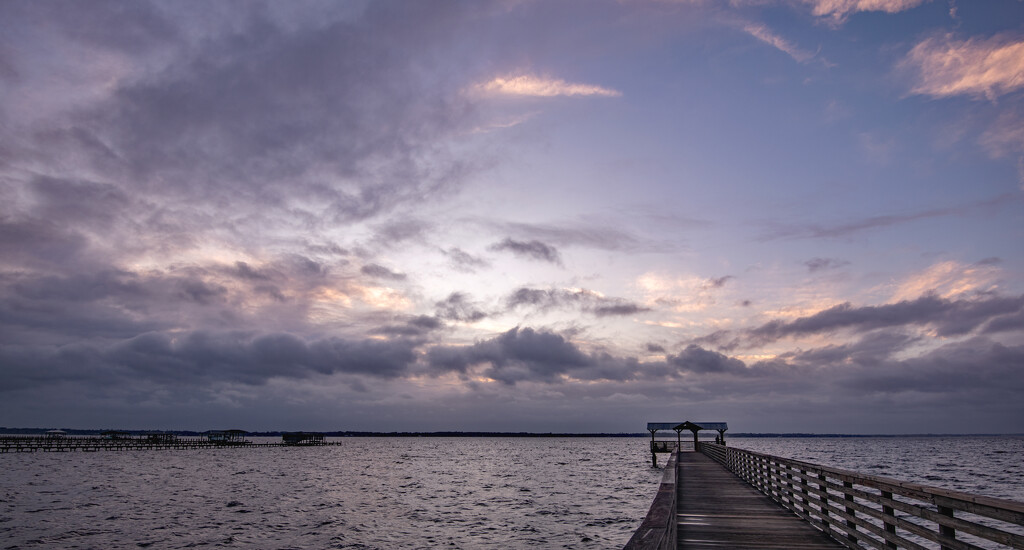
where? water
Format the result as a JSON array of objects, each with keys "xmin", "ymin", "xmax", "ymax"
[
  {"xmin": 1, "ymin": 436, "xmax": 1022, "ymax": 549},
  {"xmin": 0, "ymin": 437, "xmax": 662, "ymax": 549}
]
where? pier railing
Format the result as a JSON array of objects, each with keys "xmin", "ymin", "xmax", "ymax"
[
  {"xmin": 623, "ymin": 447, "xmax": 678, "ymax": 550},
  {"xmin": 699, "ymin": 443, "xmax": 1024, "ymax": 550}
]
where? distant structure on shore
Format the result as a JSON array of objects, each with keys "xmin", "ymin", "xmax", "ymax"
[{"xmin": 0, "ymin": 429, "xmax": 336, "ymax": 453}]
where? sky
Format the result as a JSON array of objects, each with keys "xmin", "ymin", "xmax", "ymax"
[{"xmin": 1, "ymin": 0, "xmax": 1023, "ymax": 434}]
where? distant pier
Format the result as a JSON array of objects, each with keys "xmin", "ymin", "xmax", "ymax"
[
  {"xmin": 626, "ymin": 422, "xmax": 1024, "ymax": 549},
  {"xmin": 0, "ymin": 432, "xmax": 341, "ymax": 453}
]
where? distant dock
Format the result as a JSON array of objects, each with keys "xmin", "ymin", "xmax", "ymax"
[
  {"xmin": 626, "ymin": 422, "xmax": 1024, "ymax": 549},
  {"xmin": 0, "ymin": 431, "xmax": 340, "ymax": 453}
]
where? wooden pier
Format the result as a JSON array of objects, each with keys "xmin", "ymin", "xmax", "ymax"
[
  {"xmin": 626, "ymin": 423, "xmax": 1024, "ymax": 549},
  {"xmin": 0, "ymin": 434, "xmax": 342, "ymax": 453},
  {"xmin": 676, "ymin": 451, "xmax": 841, "ymax": 549}
]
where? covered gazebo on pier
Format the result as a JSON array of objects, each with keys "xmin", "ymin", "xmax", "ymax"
[{"xmin": 647, "ymin": 421, "xmax": 728, "ymax": 466}]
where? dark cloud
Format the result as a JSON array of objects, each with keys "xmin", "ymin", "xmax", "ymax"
[
  {"xmin": 229, "ymin": 261, "xmax": 275, "ymax": 281},
  {"xmin": 668, "ymin": 345, "xmax": 747, "ymax": 375},
  {"xmin": 427, "ymin": 327, "xmax": 638, "ymax": 385},
  {"xmin": 0, "ymin": 216, "xmax": 90, "ymax": 268},
  {"xmin": 490, "ymin": 238, "xmax": 562, "ymax": 265},
  {"xmin": 841, "ymin": 338, "xmax": 1024, "ymax": 396},
  {"xmin": 370, "ymin": 219, "xmax": 432, "ymax": 248},
  {"xmin": 746, "ymin": 293, "xmax": 1024, "ymax": 345},
  {"xmin": 779, "ymin": 331, "xmax": 920, "ymax": 367},
  {"xmin": 506, "ymin": 287, "xmax": 649, "ymax": 317},
  {"xmin": 443, "ymin": 247, "xmax": 490, "ymax": 272},
  {"xmin": 646, "ymin": 343, "xmax": 666, "ymax": 353},
  {"xmin": 488, "ymin": 219, "xmax": 672, "ymax": 252},
  {"xmin": 593, "ymin": 303, "xmax": 648, "ymax": 317},
  {"xmin": 0, "ymin": 330, "xmax": 421, "ymax": 393},
  {"xmin": 688, "ymin": 329, "xmax": 740, "ymax": 352},
  {"xmin": 983, "ymin": 310, "xmax": 1024, "ymax": 334},
  {"xmin": 176, "ymin": 278, "xmax": 228, "ymax": 305},
  {"xmin": 435, "ymin": 292, "xmax": 487, "ymax": 323},
  {"xmin": 804, "ymin": 257, "xmax": 850, "ymax": 272},
  {"xmin": 361, "ymin": 263, "xmax": 407, "ymax": 281},
  {"xmin": 372, "ymin": 315, "xmax": 443, "ymax": 337},
  {"xmin": 704, "ymin": 275, "xmax": 733, "ymax": 289},
  {"xmin": 29, "ymin": 176, "xmax": 132, "ymax": 231}
]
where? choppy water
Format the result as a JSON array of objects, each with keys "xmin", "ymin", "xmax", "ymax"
[{"xmin": 1, "ymin": 436, "xmax": 1022, "ymax": 549}]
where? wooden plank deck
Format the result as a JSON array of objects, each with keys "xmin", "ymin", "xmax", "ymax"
[{"xmin": 676, "ymin": 452, "xmax": 843, "ymax": 549}]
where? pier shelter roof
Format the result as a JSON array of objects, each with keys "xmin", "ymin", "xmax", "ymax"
[
  {"xmin": 677, "ymin": 422, "xmax": 728, "ymax": 432},
  {"xmin": 647, "ymin": 422, "xmax": 686, "ymax": 432}
]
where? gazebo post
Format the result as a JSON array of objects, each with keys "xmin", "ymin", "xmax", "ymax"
[{"xmin": 649, "ymin": 429, "xmax": 658, "ymax": 467}]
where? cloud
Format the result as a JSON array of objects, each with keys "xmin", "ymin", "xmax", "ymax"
[
  {"xmin": 779, "ymin": 330, "xmax": 920, "ymax": 367},
  {"xmin": 443, "ymin": 247, "xmax": 491, "ymax": 272},
  {"xmin": 361, "ymin": 263, "xmax": 408, "ymax": 281},
  {"xmin": 800, "ymin": 0, "xmax": 928, "ymax": 22},
  {"xmin": 979, "ymin": 107, "xmax": 1024, "ymax": 185},
  {"xmin": 668, "ymin": 344, "xmax": 747, "ymax": 375},
  {"xmin": 475, "ymin": 74, "xmax": 622, "ymax": 98},
  {"xmin": 746, "ymin": 292, "xmax": 1024, "ymax": 345},
  {"xmin": 488, "ymin": 219, "xmax": 660, "ymax": 252},
  {"xmin": 902, "ymin": 33, "xmax": 1024, "ymax": 100},
  {"xmin": 435, "ymin": 292, "xmax": 488, "ymax": 323},
  {"xmin": 372, "ymin": 315, "xmax": 444, "ymax": 337},
  {"xmin": 506, "ymin": 287, "xmax": 650, "ymax": 317},
  {"xmin": 704, "ymin": 276, "xmax": 733, "ymax": 289},
  {"xmin": 805, "ymin": 257, "xmax": 850, "ymax": 272},
  {"xmin": 743, "ymin": 23, "xmax": 818, "ymax": 64},
  {"xmin": 841, "ymin": 337, "xmax": 1024, "ymax": 396},
  {"xmin": 759, "ymin": 195, "xmax": 1020, "ymax": 240},
  {"xmin": 5, "ymin": 1, "xmax": 486, "ymax": 239},
  {"xmin": 0, "ymin": 330, "xmax": 422, "ymax": 393},
  {"xmin": 426, "ymin": 327, "xmax": 637, "ymax": 385},
  {"xmin": 490, "ymin": 238, "xmax": 563, "ymax": 265}
]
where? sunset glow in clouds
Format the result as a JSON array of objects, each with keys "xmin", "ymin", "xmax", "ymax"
[{"xmin": 1, "ymin": 0, "xmax": 1023, "ymax": 433}]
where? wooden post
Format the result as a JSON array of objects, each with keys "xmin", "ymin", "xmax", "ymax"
[
  {"xmin": 938, "ymin": 505, "xmax": 956, "ymax": 550},
  {"xmin": 881, "ymin": 490, "xmax": 897, "ymax": 549},
  {"xmin": 650, "ymin": 429, "xmax": 657, "ymax": 467},
  {"xmin": 819, "ymin": 474, "xmax": 830, "ymax": 533},
  {"xmin": 844, "ymin": 481, "xmax": 857, "ymax": 543}
]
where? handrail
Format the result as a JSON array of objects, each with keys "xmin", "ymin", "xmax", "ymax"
[
  {"xmin": 624, "ymin": 447, "xmax": 678, "ymax": 550},
  {"xmin": 698, "ymin": 442, "xmax": 1024, "ymax": 550}
]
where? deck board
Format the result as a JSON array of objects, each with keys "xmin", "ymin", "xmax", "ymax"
[{"xmin": 676, "ymin": 452, "xmax": 843, "ymax": 549}]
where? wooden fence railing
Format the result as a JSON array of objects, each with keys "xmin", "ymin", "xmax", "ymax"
[
  {"xmin": 699, "ymin": 443, "xmax": 1024, "ymax": 550},
  {"xmin": 623, "ymin": 447, "xmax": 678, "ymax": 550}
]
